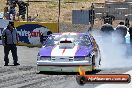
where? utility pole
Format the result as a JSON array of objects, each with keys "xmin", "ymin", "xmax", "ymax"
[
  {"xmin": 27, "ymin": 0, "xmax": 29, "ymax": 22},
  {"xmin": 89, "ymin": 3, "xmax": 95, "ymax": 31},
  {"xmin": 58, "ymin": 0, "xmax": 61, "ymax": 32}
]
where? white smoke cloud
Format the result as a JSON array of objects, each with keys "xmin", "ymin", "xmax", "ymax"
[{"xmin": 91, "ymin": 30, "xmax": 132, "ymax": 69}]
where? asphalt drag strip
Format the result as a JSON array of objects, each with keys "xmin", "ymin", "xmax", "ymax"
[{"xmin": 0, "ymin": 46, "xmax": 132, "ymax": 88}]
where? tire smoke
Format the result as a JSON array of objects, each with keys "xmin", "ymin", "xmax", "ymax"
[{"xmin": 91, "ymin": 30, "xmax": 132, "ymax": 69}]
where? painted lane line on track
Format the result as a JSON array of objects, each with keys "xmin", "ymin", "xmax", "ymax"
[{"xmin": 95, "ymin": 70, "xmax": 132, "ymax": 88}]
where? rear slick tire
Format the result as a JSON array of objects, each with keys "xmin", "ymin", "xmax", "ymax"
[{"xmin": 92, "ymin": 56, "xmax": 96, "ymax": 72}]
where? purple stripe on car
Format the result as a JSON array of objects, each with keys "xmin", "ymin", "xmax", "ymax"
[
  {"xmin": 75, "ymin": 45, "xmax": 93, "ymax": 57},
  {"xmin": 39, "ymin": 45, "xmax": 93, "ymax": 57},
  {"xmin": 39, "ymin": 46, "xmax": 54, "ymax": 56}
]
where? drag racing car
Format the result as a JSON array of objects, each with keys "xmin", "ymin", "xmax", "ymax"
[{"xmin": 37, "ymin": 32, "xmax": 101, "ymax": 72}]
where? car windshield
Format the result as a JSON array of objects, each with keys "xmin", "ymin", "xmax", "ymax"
[
  {"xmin": 43, "ymin": 34, "xmax": 91, "ymax": 46},
  {"xmin": 75, "ymin": 35, "xmax": 91, "ymax": 46}
]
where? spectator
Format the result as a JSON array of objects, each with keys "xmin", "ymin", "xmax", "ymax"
[
  {"xmin": 125, "ymin": 18, "xmax": 130, "ymax": 28},
  {"xmin": 102, "ymin": 12, "xmax": 115, "ymax": 25},
  {"xmin": 100, "ymin": 23, "xmax": 114, "ymax": 42},
  {"xmin": 2, "ymin": 21, "xmax": 20, "ymax": 66},
  {"xmin": 129, "ymin": 26, "xmax": 132, "ymax": 45},
  {"xmin": 40, "ymin": 31, "xmax": 52, "ymax": 45},
  {"xmin": 100, "ymin": 23, "xmax": 114, "ymax": 35},
  {"xmin": 89, "ymin": 3, "xmax": 95, "ymax": 26},
  {"xmin": 115, "ymin": 22, "xmax": 128, "ymax": 44},
  {"xmin": 16, "ymin": 0, "xmax": 28, "ymax": 21},
  {"xmin": 47, "ymin": 31, "xmax": 52, "ymax": 35},
  {"xmin": 3, "ymin": 6, "xmax": 10, "ymax": 20},
  {"xmin": 40, "ymin": 33, "xmax": 44, "ymax": 44},
  {"xmin": 91, "ymin": 3, "xmax": 94, "ymax": 10},
  {"xmin": 8, "ymin": 1, "xmax": 17, "ymax": 20}
]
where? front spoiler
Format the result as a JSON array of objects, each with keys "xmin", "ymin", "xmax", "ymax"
[
  {"xmin": 37, "ymin": 65, "xmax": 92, "ymax": 72},
  {"xmin": 37, "ymin": 60, "xmax": 91, "ymax": 65},
  {"xmin": 37, "ymin": 60, "xmax": 92, "ymax": 72}
]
